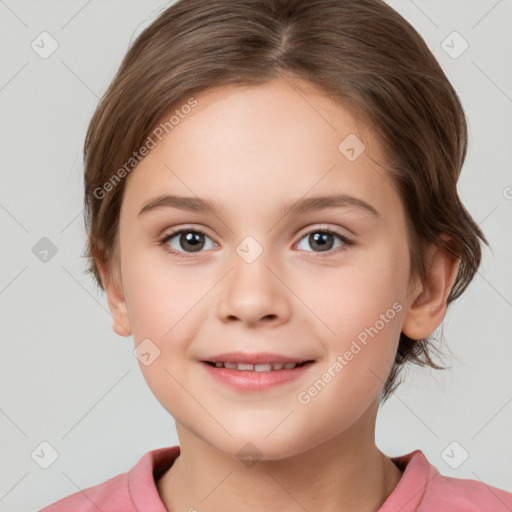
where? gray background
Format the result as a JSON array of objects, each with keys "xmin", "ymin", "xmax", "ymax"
[{"xmin": 1, "ymin": 1, "xmax": 511, "ymax": 510}]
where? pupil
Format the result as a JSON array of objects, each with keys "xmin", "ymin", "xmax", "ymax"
[
  {"xmin": 310, "ymin": 232, "xmax": 333, "ymax": 252},
  {"xmin": 181, "ymin": 232, "xmax": 204, "ymax": 252},
  {"xmin": 177, "ymin": 231, "xmax": 334, "ymax": 253}
]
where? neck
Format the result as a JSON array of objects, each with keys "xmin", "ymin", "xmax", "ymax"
[{"xmin": 157, "ymin": 405, "xmax": 402, "ymax": 512}]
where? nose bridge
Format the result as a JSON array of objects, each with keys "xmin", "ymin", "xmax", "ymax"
[
  {"xmin": 232, "ymin": 236, "xmax": 272, "ymax": 288},
  {"xmin": 218, "ymin": 235, "xmax": 289, "ymax": 325}
]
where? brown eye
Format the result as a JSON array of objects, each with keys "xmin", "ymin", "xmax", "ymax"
[
  {"xmin": 161, "ymin": 229, "xmax": 217, "ymax": 254},
  {"xmin": 296, "ymin": 229, "xmax": 351, "ymax": 253}
]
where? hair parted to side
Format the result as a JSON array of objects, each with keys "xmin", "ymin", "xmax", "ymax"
[{"xmin": 83, "ymin": 0, "xmax": 487, "ymax": 400}]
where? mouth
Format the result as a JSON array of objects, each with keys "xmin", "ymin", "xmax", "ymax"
[
  {"xmin": 200, "ymin": 352, "xmax": 315, "ymax": 391},
  {"xmin": 203, "ymin": 361, "xmax": 312, "ymax": 372}
]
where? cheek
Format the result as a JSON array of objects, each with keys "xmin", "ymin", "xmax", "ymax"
[
  {"xmin": 291, "ymin": 270, "xmax": 406, "ymax": 438},
  {"xmin": 304, "ymin": 242, "xmax": 409, "ymax": 382},
  {"xmin": 123, "ymin": 261, "xmax": 210, "ymax": 423},
  {"xmin": 122, "ymin": 243, "xmax": 203, "ymax": 339},
  {"xmin": 122, "ymin": 251, "xmax": 209, "ymax": 380},
  {"xmin": 310, "ymin": 250, "xmax": 407, "ymax": 339}
]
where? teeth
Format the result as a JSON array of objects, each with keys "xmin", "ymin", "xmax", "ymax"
[
  {"xmin": 254, "ymin": 364, "xmax": 271, "ymax": 372},
  {"xmin": 210, "ymin": 362, "xmax": 300, "ymax": 371}
]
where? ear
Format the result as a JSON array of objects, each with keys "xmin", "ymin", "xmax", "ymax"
[
  {"xmin": 97, "ymin": 258, "xmax": 132, "ymax": 337},
  {"xmin": 401, "ymin": 242, "xmax": 459, "ymax": 340}
]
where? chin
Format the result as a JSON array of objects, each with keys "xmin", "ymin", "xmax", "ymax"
[{"xmin": 201, "ymin": 424, "xmax": 312, "ymax": 464}]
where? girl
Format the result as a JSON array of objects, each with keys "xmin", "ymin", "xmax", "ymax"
[{"xmin": 40, "ymin": 0, "xmax": 512, "ymax": 510}]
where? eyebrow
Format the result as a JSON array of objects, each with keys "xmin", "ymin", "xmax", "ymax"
[{"xmin": 138, "ymin": 193, "xmax": 379, "ymax": 218}]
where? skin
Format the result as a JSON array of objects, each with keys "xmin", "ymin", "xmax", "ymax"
[{"xmin": 99, "ymin": 78, "xmax": 458, "ymax": 511}]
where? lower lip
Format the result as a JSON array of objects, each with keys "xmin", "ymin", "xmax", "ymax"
[{"xmin": 201, "ymin": 362, "xmax": 314, "ymax": 391}]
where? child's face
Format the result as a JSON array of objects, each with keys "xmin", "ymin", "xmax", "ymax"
[{"xmin": 113, "ymin": 78, "xmax": 417, "ymax": 459}]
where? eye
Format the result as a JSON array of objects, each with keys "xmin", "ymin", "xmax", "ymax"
[
  {"xmin": 160, "ymin": 228, "xmax": 218, "ymax": 256},
  {"xmin": 296, "ymin": 227, "xmax": 352, "ymax": 254},
  {"xmin": 159, "ymin": 226, "xmax": 352, "ymax": 257}
]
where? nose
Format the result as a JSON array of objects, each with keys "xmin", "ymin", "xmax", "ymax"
[{"xmin": 217, "ymin": 245, "xmax": 291, "ymax": 327}]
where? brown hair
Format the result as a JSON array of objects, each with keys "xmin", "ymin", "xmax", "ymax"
[{"xmin": 83, "ymin": 0, "xmax": 486, "ymax": 400}]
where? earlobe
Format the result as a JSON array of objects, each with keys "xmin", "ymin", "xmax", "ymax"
[
  {"xmin": 97, "ymin": 259, "xmax": 133, "ymax": 337},
  {"xmin": 401, "ymin": 244, "xmax": 459, "ymax": 340}
]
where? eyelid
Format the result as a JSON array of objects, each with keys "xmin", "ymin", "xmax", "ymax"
[
  {"xmin": 293, "ymin": 224, "xmax": 354, "ymax": 253},
  {"xmin": 158, "ymin": 224, "xmax": 354, "ymax": 261},
  {"xmin": 295, "ymin": 223, "xmax": 353, "ymax": 240},
  {"xmin": 293, "ymin": 222, "xmax": 352, "ymax": 244},
  {"xmin": 159, "ymin": 223, "xmax": 352, "ymax": 243},
  {"xmin": 158, "ymin": 225, "xmax": 218, "ymax": 258},
  {"xmin": 159, "ymin": 224, "xmax": 215, "ymax": 241}
]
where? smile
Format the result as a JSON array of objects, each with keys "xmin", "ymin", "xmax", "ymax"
[
  {"xmin": 201, "ymin": 353, "xmax": 315, "ymax": 391},
  {"xmin": 204, "ymin": 361, "xmax": 308, "ymax": 372}
]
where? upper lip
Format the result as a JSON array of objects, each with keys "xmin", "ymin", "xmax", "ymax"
[{"xmin": 202, "ymin": 352, "xmax": 313, "ymax": 365}]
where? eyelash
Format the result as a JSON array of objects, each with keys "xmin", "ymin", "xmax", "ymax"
[{"xmin": 158, "ymin": 226, "xmax": 354, "ymax": 259}]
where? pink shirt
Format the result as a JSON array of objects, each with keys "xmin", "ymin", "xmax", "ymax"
[{"xmin": 39, "ymin": 446, "xmax": 512, "ymax": 511}]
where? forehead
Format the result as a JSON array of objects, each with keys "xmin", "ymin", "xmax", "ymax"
[{"xmin": 121, "ymin": 78, "xmax": 399, "ymax": 223}]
